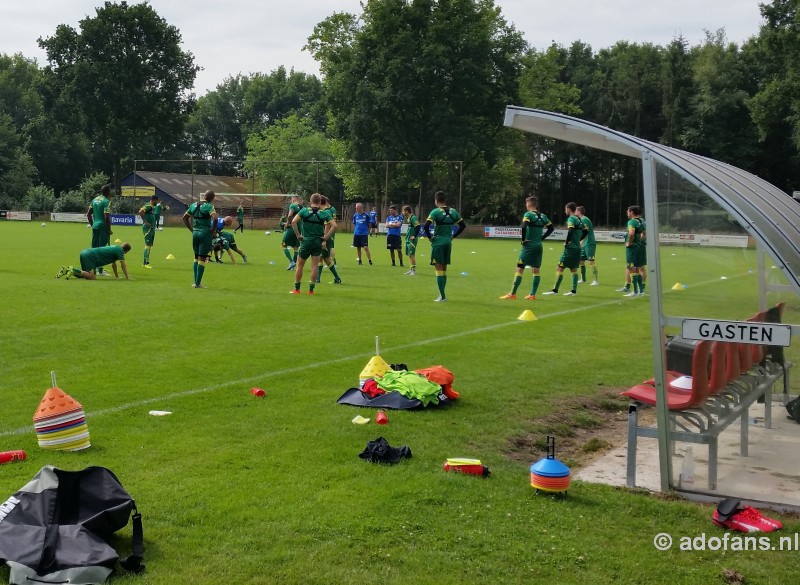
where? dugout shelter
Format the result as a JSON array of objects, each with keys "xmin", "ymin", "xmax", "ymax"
[{"xmin": 505, "ymin": 106, "xmax": 800, "ymax": 506}]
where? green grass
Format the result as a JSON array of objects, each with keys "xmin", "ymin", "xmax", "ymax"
[{"xmin": 1, "ymin": 222, "xmax": 798, "ymax": 584}]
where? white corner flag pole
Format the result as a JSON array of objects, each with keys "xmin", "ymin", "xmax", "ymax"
[
  {"xmin": 51, "ymin": 371, "xmax": 57, "ymax": 388},
  {"xmin": 375, "ymin": 336, "xmax": 380, "ymax": 356}
]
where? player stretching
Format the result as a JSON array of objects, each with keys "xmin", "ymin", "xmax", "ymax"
[
  {"xmin": 542, "ymin": 202, "xmax": 588, "ymax": 296},
  {"xmin": 423, "ymin": 191, "xmax": 467, "ymax": 302},
  {"xmin": 500, "ymin": 196, "xmax": 553, "ymax": 300}
]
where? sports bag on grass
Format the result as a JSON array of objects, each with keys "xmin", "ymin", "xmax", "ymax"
[{"xmin": 0, "ymin": 465, "xmax": 143, "ymax": 584}]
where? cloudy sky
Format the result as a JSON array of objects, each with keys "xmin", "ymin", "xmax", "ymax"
[{"xmin": 0, "ymin": 0, "xmax": 765, "ymax": 96}]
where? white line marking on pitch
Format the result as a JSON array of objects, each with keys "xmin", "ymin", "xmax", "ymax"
[{"xmin": 0, "ymin": 271, "xmax": 748, "ymax": 437}]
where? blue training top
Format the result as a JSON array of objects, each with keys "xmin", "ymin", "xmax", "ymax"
[{"xmin": 353, "ymin": 212, "xmax": 370, "ymax": 236}]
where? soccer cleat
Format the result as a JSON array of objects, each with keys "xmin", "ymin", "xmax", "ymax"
[
  {"xmin": 590, "ymin": 280, "xmax": 599, "ymax": 286},
  {"xmin": 579, "ymin": 279, "xmax": 587, "ymax": 284},
  {"xmin": 392, "ymin": 262, "xmax": 396, "ymax": 267},
  {"xmin": 409, "ymin": 270, "xmax": 416, "ymax": 276},
  {"xmin": 712, "ymin": 507, "xmax": 782, "ymax": 533},
  {"xmin": 524, "ymin": 294, "xmax": 536, "ymax": 300},
  {"xmin": 286, "ymin": 262, "xmax": 297, "ymax": 270},
  {"xmin": 369, "ymin": 260, "xmax": 373, "ymax": 265},
  {"xmin": 563, "ymin": 291, "xmax": 576, "ymax": 296},
  {"xmin": 55, "ymin": 266, "xmax": 69, "ymax": 279},
  {"xmin": 195, "ymin": 284, "xmax": 206, "ymax": 289},
  {"xmin": 289, "ymin": 289, "xmax": 301, "ymax": 294},
  {"xmin": 403, "ymin": 269, "xmax": 413, "ymax": 275},
  {"xmin": 143, "ymin": 264, "xmax": 153, "ymax": 269},
  {"xmin": 623, "ymin": 291, "xmax": 639, "ymax": 297},
  {"xmin": 357, "ymin": 259, "xmax": 362, "ymax": 265},
  {"xmin": 242, "ymin": 255, "xmax": 248, "ymax": 263},
  {"xmin": 499, "ymin": 293, "xmax": 516, "ymax": 300},
  {"xmin": 616, "ymin": 286, "xmax": 630, "ymax": 292},
  {"xmin": 100, "ymin": 270, "xmax": 111, "ymax": 277},
  {"xmin": 333, "ymin": 278, "xmax": 343, "ymax": 284},
  {"xmin": 307, "ymin": 290, "xmax": 315, "ymax": 295},
  {"xmin": 215, "ymin": 259, "xmax": 223, "ymax": 264},
  {"xmin": 542, "ymin": 290, "xmax": 558, "ymax": 295},
  {"xmin": 433, "ymin": 296, "xmax": 447, "ymax": 302}
]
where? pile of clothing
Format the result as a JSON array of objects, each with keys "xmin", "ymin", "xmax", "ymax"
[{"xmin": 337, "ymin": 365, "xmax": 459, "ymax": 410}]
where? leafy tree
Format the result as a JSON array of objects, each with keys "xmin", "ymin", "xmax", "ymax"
[
  {"xmin": 0, "ymin": 112, "xmax": 35, "ymax": 209},
  {"xmin": 23, "ymin": 185, "xmax": 56, "ymax": 212},
  {"xmin": 307, "ymin": 0, "xmax": 526, "ymax": 211},
  {"xmin": 246, "ymin": 114, "xmax": 336, "ymax": 195},
  {"xmin": 53, "ymin": 172, "xmax": 109, "ymax": 213},
  {"xmin": 38, "ymin": 1, "xmax": 198, "ymax": 191}
]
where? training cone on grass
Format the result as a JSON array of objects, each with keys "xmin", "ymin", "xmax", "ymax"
[
  {"xmin": 530, "ymin": 435, "xmax": 570, "ymax": 494},
  {"xmin": 114, "ymin": 238, "xmax": 122, "ymax": 243},
  {"xmin": 32, "ymin": 372, "xmax": 90, "ymax": 451},
  {"xmin": 517, "ymin": 310, "xmax": 537, "ymax": 321},
  {"xmin": 359, "ymin": 336, "xmax": 391, "ymax": 389},
  {"xmin": 166, "ymin": 253, "xmax": 176, "ymax": 260},
  {"xmin": 671, "ymin": 282, "xmax": 684, "ymax": 290}
]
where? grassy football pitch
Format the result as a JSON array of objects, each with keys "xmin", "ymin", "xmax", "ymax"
[{"xmin": 1, "ymin": 221, "xmax": 798, "ymax": 584}]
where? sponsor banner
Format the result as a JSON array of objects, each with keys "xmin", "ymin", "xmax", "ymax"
[
  {"xmin": 111, "ymin": 214, "xmax": 136, "ymax": 225},
  {"xmin": 6, "ymin": 211, "xmax": 32, "ymax": 221},
  {"xmin": 121, "ymin": 185, "xmax": 155, "ymax": 198},
  {"xmin": 134, "ymin": 216, "xmax": 164, "ymax": 226},
  {"xmin": 484, "ymin": 227, "xmax": 748, "ymax": 248},
  {"xmin": 50, "ymin": 213, "xmax": 88, "ymax": 223}
]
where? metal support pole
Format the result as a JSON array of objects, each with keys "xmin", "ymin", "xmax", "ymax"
[
  {"xmin": 458, "ymin": 161, "xmax": 463, "ymax": 212},
  {"xmin": 641, "ymin": 152, "xmax": 672, "ymax": 492}
]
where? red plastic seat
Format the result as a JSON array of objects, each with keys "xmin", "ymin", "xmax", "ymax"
[{"xmin": 621, "ymin": 340, "xmax": 713, "ymax": 410}]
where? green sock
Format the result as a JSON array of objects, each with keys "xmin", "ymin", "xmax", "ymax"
[
  {"xmin": 511, "ymin": 275, "xmax": 522, "ymax": 294},
  {"xmin": 72, "ymin": 267, "xmax": 82, "ymax": 278},
  {"xmin": 554, "ymin": 274, "xmax": 563, "ymax": 292},
  {"xmin": 593, "ymin": 267, "xmax": 598, "ymax": 281},
  {"xmin": 293, "ymin": 252, "xmax": 298, "ymax": 262},
  {"xmin": 623, "ymin": 283, "xmax": 630, "ymax": 290},
  {"xmin": 632, "ymin": 275, "xmax": 641, "ymax": 293},
  {"xmin": 196, "ymin": 263, "xmax": 205, "ymax": 285},
  {"xmin": 309, "ymin": 282, "xmax": 316, "ymax": 292},
  {"xmin": 283, "ymin": 248, "xmax": 293, "ymax": 262},
  {"xmin": 317, "ymin": 265, "xmax": 324, "ymax": 283},
  {"xmin": 640, "ymin": 280, "xmax": 646, "ymax": 293},
  {"xmin": 580, "ymin": 265, "xmax": 586, "ymax": 281},
  {"xmin": 193, "ymin": 261, "xmax": 198, "ymax": 284},
  {"xmin": 532, "ymin": 275, "xmax": 541, "ymax": 295},
  {"xmin": 294, "ymin": 282, "xmax": 301, "ymax": 291},
  {"xmin": 437, "ymin": 275, "xmax": 446, "ymax": 298},
  {"xmin": 572, "ymin": 273, "xmax": 579, "ymax": 292},
  {"xmin": 329, "ymin": 265, "xmax": 340, "ymax": 280}
]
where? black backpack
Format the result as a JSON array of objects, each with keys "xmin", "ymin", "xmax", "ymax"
[{"xmin": 0, "ymin": 466, "xmax": 143, "ymax": 584}]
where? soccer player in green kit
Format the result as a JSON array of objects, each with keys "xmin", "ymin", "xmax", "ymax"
[
  {"xmin": 182, "ymin": 190, "xmax": 218, "ymax": 289},
  {"xmin": 57, "ymin": 243, "xmax": 131, "ymax": 280},
  {"xmin": 316, "ymin": 195, "xmax": 342, "ymax": 284},
  {"xmin": 138, "ymin": 195, "xmax": 160, "ymax": 268},
  {"xmin": 402, "ymin": 205, "xmax": 419, "ymax": 275},
  {"xmin": 235, "ymin": 204, "xmax": 245, "ymax": 233},
  {"xmin": 542, "ymin": 202, "xmax": 588, "ymax": 296},
  {"xmin": 500, "ymin": 196, "xmax": 554, "ymax": 300},
  {"xmin": 423, "ymin": 191, "xmax": 467, "ymax": 302},
  {"xmin": 290, "ymin": 193, "xmax": 337, "ymax": 294},
  {"xmin": 576, "ymin": 205, "xmax": 598, "ymax": 286},
  {"xmin": 281, "ymin": 195, "xmax": 303, "ymax": 270},
  {"xmin": 213, "ymin": 231, "xmax": 248, "ymax": 264},
  {"xmin": 87, "ymin": 184, "xmax": 113, "ymax": 275},
  {"xmin": 624, "ymin": 205, "xmax": 647, "ymax": 296}
]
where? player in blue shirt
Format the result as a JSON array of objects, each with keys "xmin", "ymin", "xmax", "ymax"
[
  {"xmin": 385, "ymin": 205, "xmax": 404, "ymax": 267},
  {"xmin": 352, "ymin": 202, "xmax": 373, "ymax": 265},
  {"xmin": 369, "ymin": 207, "xmax": 378, "ymax": 237}
]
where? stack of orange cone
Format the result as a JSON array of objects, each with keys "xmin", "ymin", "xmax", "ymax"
[{"xmin": 32, "ymin": 372, "xmax": 90, "ymax": 451}]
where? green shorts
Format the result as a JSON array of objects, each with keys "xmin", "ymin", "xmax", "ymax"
[
  {"xmin": 518, "ymin": 243, "xmax": 543, "ymax": 269},
  {"xmin": 405, "ymin": 238, "xmax": 417, "ymax": 257},
  {"xmin": 282, "ymin": 229, "xmax": 300, "ymax": 248},
  {"xmin": 429, "ymin": 240, "xmax": 452, "ymax": 266},
  {"xmin": 91, "ymin": 228, "xmax": 110, "ymax": 248},
  {"xmin": 626, "ymin": 245, "xmax": 647, "ymax": 268},
  {"xmin": 558, "ymin": 246, "xmax": 581, "ymax": 270},
  {"xmin": 143, "ymin": 225, "xmax": 155, "ymax": 246},
  {"xmin": 193, "ymin": 230, "xmax": 213, "ymax": 258},
  {"xmin": 298, "ymin": 238, "xmax": 323, "ymax": 259},
  {"xmin": 79, "ymin": 250, "xmax": 98, "ymax": 272},
  {"xmin": 580, "ymin": 244, "xmax": 596, "ymax": 262}
]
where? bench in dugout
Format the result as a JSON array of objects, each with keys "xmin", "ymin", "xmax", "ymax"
[{"xmin": 621, "ymin": 303, "xmax": 792, "ymax": 491}]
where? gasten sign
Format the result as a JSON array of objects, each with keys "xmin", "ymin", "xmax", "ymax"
[{"xmin": 682, "ymin": 319, "xmax": 791, "ymax": 347}]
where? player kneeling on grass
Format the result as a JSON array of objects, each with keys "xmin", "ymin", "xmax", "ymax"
[
  {"xmin": 290, "ymin": 193, "xmax": 336, "ymax": 295},
  {"xmin": 57, "ymin": 243, "xmax": 131, "ymax": 280},
  {"xmin": 213, "ymin": 231, "xmax": 247, "ymax": 264}
]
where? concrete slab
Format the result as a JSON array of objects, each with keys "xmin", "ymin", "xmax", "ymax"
[{"xmin": 576, "ymin": 397, "xmax": 800, "ymax": 508}]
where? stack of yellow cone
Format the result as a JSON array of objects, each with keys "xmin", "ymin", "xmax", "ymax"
[
  {"xmin": 166, "ymin": 253, "xmax": 176, "ymax": 260},
  {"xmin": 671, "ymin": 282, "xmax": 683, "ymax": 290}
]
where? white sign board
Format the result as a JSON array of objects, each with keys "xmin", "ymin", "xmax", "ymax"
[{"xmin": 682, "ymin": 319, "xmax": 791, "ymax": 347}]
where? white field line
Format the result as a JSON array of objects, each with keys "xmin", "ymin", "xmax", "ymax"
[{"xmin": 0, "ymin": 272, "xmax": 747, "ymax": 438}]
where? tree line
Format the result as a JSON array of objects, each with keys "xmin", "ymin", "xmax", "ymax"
[{"xmin": 1, "ymin": 0, "xmax": 798, "ymax": 226}]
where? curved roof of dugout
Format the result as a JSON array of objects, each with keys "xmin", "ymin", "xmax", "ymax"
[{"xmin": 503, "ymin": 106, "xmax": 800, "ymax": 295}]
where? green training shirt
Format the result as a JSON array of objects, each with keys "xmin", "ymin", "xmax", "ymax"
[
  {"xmin": 581, "ymin": 215, "xmax": 596, "ymax": 246},
  {"xmin": 405, "ymin": 214, "xmax": 419, "ymax": 243},
  {"xmin": 188, "ymin": 201, "xmax": 215, "ymax": 232},
  {"xmin": 627, "ymin": 217, "xmax": 645, "ymax": 246},
  {"xmin": 566, "ymin": 214, "xmax": 584, "ymax": 249},
  {"xmin": 85, "ymin": 245, "xmax": 125, "ymax": 266},
  {"xmin": 522, "ymin": 211, "xmax": 552, "ymax": 245},
  {"xmin": 89, "ymin": 196, "xmax": 110, "ymax": 229},
  {"xmin": 427, "ymin": 206, "xmax": 462, "ymax": 242},
  {"xmin": 298, "ymin": 207, "xmax": 333, "ymax": 240}
]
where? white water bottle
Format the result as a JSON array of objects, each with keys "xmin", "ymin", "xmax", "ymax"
[{"xmin": 680, "ymin": 447, "xmax": 695, "ymax": 486}]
